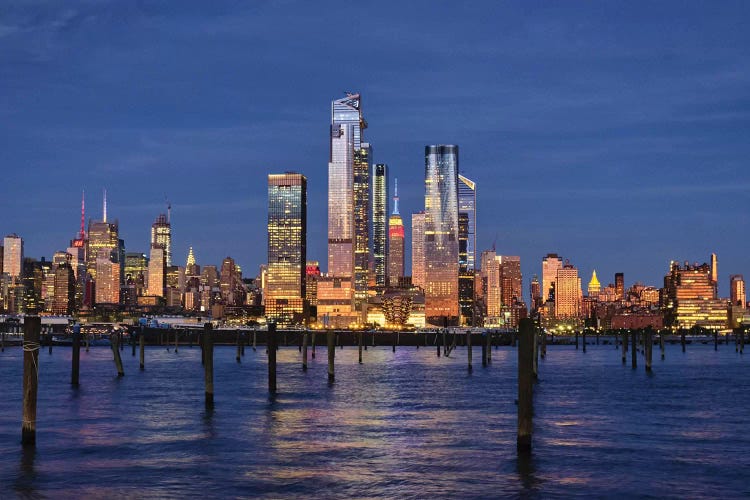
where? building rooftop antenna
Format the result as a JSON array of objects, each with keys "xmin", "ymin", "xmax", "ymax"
[{"xmin": 103, "ymin": 188, "xmax": 107, "ymax": 223}]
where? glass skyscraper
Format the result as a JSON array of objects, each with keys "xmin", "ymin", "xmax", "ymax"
[
  {"xmin": 151, "ymin": 213, "xmax": 172, "ymax": 267},
  {"xmin": 388, "ymin": 178, "xmax": 404, "ymax": 286},
  {"xmin": 458, "ymin": 174, "xmax": 476, "ymax": 325},
  {"xmin": 372, "ymin": 163, "xmax": 388, "ymax": 289},
  {"xmin": 267, "ymin": 172, "xmax": 307, "ymax": 325},
  {"xmin": 424, "ymin": 145, "xmax": 459, "ymax": 325},
  {"xmin": 353, "ymin": 143, "xmax": 371, "ymax": 309}
]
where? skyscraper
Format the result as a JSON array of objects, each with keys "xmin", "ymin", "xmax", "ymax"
[
  {"xmin": 555, "ymin": 263, "xmax": 582, "ymax": 319},
  {"xmin": 353, "ymin": 143, "xmax": 371, "ymax": 309},
  {"xmin": 542, "ymin": 253, "xmax": 563, "ymax": 303},
  {"xmin": 615, "ymin": 273, "xmax": 624, "ymax": 301},
  {"xmin": 95, "ymin": 248, "xmax": 120, "ymax": 304},
  {"xmin": 458, "ymin": 174, "xmax": 476, "ymax": 325},
  {"xmin": 2, "ymin": 234, "xmax": 23, "ymax": 278},
  {"xmin": 86, "ymin": 192, "xmax": 119, "ymax": 282},
  {"xmin": 151, "ymin": 213, "xmax": 172, "ymax": 267},
  {"xmin": 372, "ymin": 164, "xmax": 388, "ymax": 289},
  {"xmin": 267, "ymin": 172, "xmax": 307, "ymax": 325},
  {"xmin": 147, "ymin": 247, "xmax": 165, "ymax": 297},
  {"xmin": 588, "ymin": 270, "xmax": 601, "ymax": 298},
  {"xmin": 52, "ymin": 260, "xmax": 75, "ymax": 315},
  {"xmin": 424, "ymin": 145, "xmax": 459, "ymax": 325},
  {"xmin": 662, "ymin": 260, "xmax": 727, "ymax": 330},
  {"xmin": 730, "ymin": 274, "xmax": 745, "ymax": 307},
  {"xmin": 411, "ymin": 212, "xmax": 426, "ymax": 289},
  {"xmin": 387, "ymin": 179, "xmax": 404, "ymax": 287}
]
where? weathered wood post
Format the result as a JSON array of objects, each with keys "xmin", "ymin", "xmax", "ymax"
[
  {"xmin": 582, "ymin": 330, "xmax": 587, "ymax": 353},
  {"xmin": 645, "ymin": 330, "xmax": 653, "ymax": 372},
  {"xmin": 22, "ymin": 316, "xmax": 41, "ymax": 446},
  {"xmin": 532, "ymin": 327, "xmax": 539, "ymax": 380},
  {"xmin": 660, "ymin": 331, "xmax": 665, "ymax": 360},
  {"xmin": 358, "ymin": 331, "xmax": 363, "ymax": 364},
  {"xmin": 311, "ymin": 332, "xmax": 316, "ymax": 358},
  {"xmin": 236, "ymin": 333, "xmax": 241, "ymax": 363},
  {"xmin": 241, "ymin": 332, "xmax": 245, "ymax": 356},
  {"xmin": 48, "ymin": 328, "xmax": 53, "ymax": 355},
  {"xmin": 488, "ymin": 332, "xmax": 492, "ymax": 362},
  {"xmin": 392, "ymin": 332, "xmax": 396, "ymax": 353},
  {"xmin": 575, "ymin": 330, "xmax": 579, "ymax": 350},
  {"xmin": 741, "ymin": 328, "xmax": 745, "ymax": 355},
  {"xmin": 1, "ymin": 324, "xmax": 5, "ymax": 352},
  {"xmin": 467, "ymin": 330, "xmax": 473, "ymax": 371},
  {"xmin": 327, "ymin": 329, "xmax": 335, "ymax": 382},
  {"xmin": 437, "ymin": 333, "xmax": 441, "ymax": 357},
  {"xmin": 204, "ymin": 323, "xmax": 214, "ymax": 409},
  {"xmin": 139, "ymin": 329, "xmax": 145, "ymax": 371},
  {"xmin": 174, "ymin": 330, "xmax": 179, "ymax": 353},
  {"xmin": 110, "ymin": 333, "xmax": 124, "ymax": 377},
  {"xmin": 131, "ymin": 329, "xmax": 136, "ymax": 357},
  {"xmin": 681, "ymin": 330, "xmax": 686, "ymax": 353},
  {"xmin": 442, "ymin": 330, "xmax": 447, "ymax": 357},
  {"xmin": 517, "ymin": 318, "xmax": 534, "ymax": 452},
  {"xmin": 481, "ymin": 333, "xmax": 487, "ymax": 367},
  {"xmin": 71, "ymin": 326, "xmax": 81, "ymax": 386},
  {"xmin": 622, "ymin": 330, "xmax": 628, "ymax": 364},
  {"xmin": 302, "ymin": 331, "xmax": 309, "ymax": 371},
  {"xmin": 631, "ymin": 330, "xmax": 637, "ymax": 369},
  {"xmin": 541, "ymin": 330, "xmax": 547, "ymax": 359},
  {"xmin": 714, "ymin": 330, "xmax": 718, "ymax": 351},
  {"xmin": 86, "ymin": 334, "xmax": 90, "ymax": 353},
  {"xmin": 253, "ymin": 330, "xmax": 257, "ymax": 351},
  {"xmin": 268, "ymin": 322, "xmax": 277, "ymax": 393}
]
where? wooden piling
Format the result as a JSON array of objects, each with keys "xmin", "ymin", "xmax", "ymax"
[
  {"xmin": 268, "ymin": 323, "xmax": 277, "ymax": 393},
  {"xmin": 575, "ymin": 331, "xmax": 579, "ymax": 350},
  {"xmin": 241, "ymin": 333, "xmax": 245, "ymax": 356},
  {"xmin": 481, "ymin": 334, "xmax": 487, "ymax": 368},
  {"xmin": 1, "ymin": 328, "xmax": 4, "ymax": 352},
  {"xmin": 631, "ymin": 330, "xmax": 637, "ymax": 369},
  {"xmin": 139, "ymin": 330, "xmax": 145, "ymax": 371},
  {"xmin": 532, "ymin": 328, "xmax": 539, "ymax": 380},
  {"xmin": 486, "ymin": 331, "xmax": 491, "ymax": 365},
  {"xmin": 622, "ymin": 331, "xmax": 628, "ymax": 364},
  {"xmin": 236, "ymin": 333, "xmax": 241, "ymax": 363},
  {"xmin": 131, "ymin": 331, "xmax": 136, "ymax": 356},
  {"xmin": 358, "ymin": 331, "xmax": 363, "ymax": 364},
  {"xmin": 392, "ymin": 332, "xmax": 396, "ymax": 353},
  {"xmin": 110, "ymin": 333, "xmax": 124, "ymax": 377},
  {"xmin": 327, "ymin": 330, "xmax": 335, "ymax": 382},
  {"xmin": 442, "ymin": 330, "xmax": 447, "ymax": 356},
  {"xmin": 517, "ymin": 318, "xmax": 534, "ymax": 452},
  {"xmin": 660, "ymin": 331, "xmax": 665, "ymax": 360},
  {"xmin": 681, "ymin": 330, "xmax": 686, "ymax": 353},
  {"xmin": 467, "ymin": 331, "xmax": 473, "ymax": 371},
  {"xmin": 714, "ymin": 331, "xmax": 718, "ymax": 351},
  {"xmin": 174, "ymin": 330, "xmax": 179, "ymax": 353},
  {"xmin": 582, "ymin": 330, "xmax": 587, "ymax": 353},
  {"xmin": 541, "ymin": 330, "xmax": 547, "ymax": 359},
  {"xmin": 253, "ymin": 330, "xmax": 257, "ymax": 351},
  {"xmin": 22, "ymin": 316, "xmax": 41, "ymax": 446},
  {"xmin": 311, "ymin": 332, "xmax": 316, "ymax": 358},
  {"xmin": 71, "ymin": 328, "xmax": 80, "ymax": 386},
  {"xmin": 204, "ymin": 323, "xmax": 214, "ymax": 409},
  {"xmin": 302, "ymin": 332, "xmax": 308, "ymax": 371}
]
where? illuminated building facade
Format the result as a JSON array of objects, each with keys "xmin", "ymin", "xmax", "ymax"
[
  {"xmin": 151, "ymin": 213, "xmax": 172, "ymax": 267},
  {"xmin": 267, "ymin": 172, "xmax": 307, "ymax": 325},
  {"xmin": 555, "ymin": 263, "xmax": 582, "ymax": 319},
  {"xmin": 353, "ymin": 144, "xmax": 371, "ymax": 312},
  {"xmin": 411, "ymin": 212, "xmax": 426, "ymax": 289},
  {"xmin": 615, "ymin": 273, "xmax": 624, "ymax": 301},
  {"xmin": 372, "ymin": 164, "xmax": 388, "ymax": 289},
  {"xmin": 2, "ymin": 234, "xmax": 23, "ymax": 278},
  {"xmin": 316, "ymin": 276, "xmax": 357, "ymax": 328},
  {"xmin": 147, "ymin": 246, "xmax": 165, "ymax": 297},
  {"xmin": 95, "ymin": 248, "xmax": 120, "ymax": 304},
  {"xmin": 542, "ymin": 253, "xmax": 563, "ymax": 303},
  {"xmin": 387, "ymin": 179, "xmax": 404, "ymax": 287},
  {"xmin": 730, "ymin": 274, "xmax": 745, "ymax": 307},
  {"xmin": 530, "ymin": 275, "xmax": 541, "ymax": 312},
  {"xmin": 125, "ymin": 252, "xmax": 148, "ymax": 297},
  {"xmin": 424, "ymin": 145, "xmax": 459, "ymax": 326},
  {"xmin": 662, "ymin": 259, "xmax": 728, "ymax": 330},
  {"xmin": 458, "ymin": 174, "xmax": 476, "ymax": 325},
  {"xmin": 52, "ymin": 262, "xmax": 75, "ymax": 315},
  {"xmin": 306, "ymin": 261, "xmax": 321, "ymax": 307},
  {"xmin": 588, "ymin": 270, "xmax": 601, "ymax": 298}
]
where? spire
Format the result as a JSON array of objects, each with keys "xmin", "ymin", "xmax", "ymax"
[
  {"xmin": 186, "ymin": 246, "xmax": 195, "ymax": 267},
  {"xmin": 392, "ymin": 178, "xmax": 399, "ymax": 215},
  {"xmin": 103, "ymin": 188, "xmax": 107, "ymax": 223},
  {"xmin": 80, "ymin": 190, "xmax": 86, "ymax": 239}
]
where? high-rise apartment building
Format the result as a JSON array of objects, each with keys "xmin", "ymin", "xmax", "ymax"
[
  {"xmin": 615, "ymin": 273, "xmax": 624, "ymax": 301},
  {"xmin": 530, "ymin": 275, "xmax": 541, "ymax": 312},
  {"xmin": 541, "ymin": 253, "xmax": 563, "ymax": 303},
  {"xmin": 387, "ymin": 179, "xmax": 404, "ymax": 287},
  {"xmin": 663, "ymin": 259, "xmax": 727, "ymax": 330},
  {"xmin": 151, "ymin": 213, "xmax": 172, "ymax": 267},
  {"xmin": 372, "ymin": 164, "xmax": 388, "ymax": 289},
  {"xmin": 555, "ymin": 263, "xmax": 582, "ymax": 319},
  {"xmin": 424, "ymin": 145, "xmax": 459, "ymax": 325},
  {"xmin": 499, "ymin": 256, "xmax": 522, "ymax": 308},
  {"xmin": 95, "ymin": 248, "xmax": 120, "ymax": 304},
  {"xmin": 411, "ymin": 212, "xmax": 426, "ymax": 289},
  {"xmin": 730, "ymin": 274, "xmax": 745, "ymax": 307},
  {"xmin": 458, "ymin": 174, "xmax": 476, "ymax": 325},
  {"xmin": 52, "ymin": 262, "xmax": 75, "ymax": 315},
  {"xmin": 2, "ymin": 234, "xmax": 23, "ymax": 278},
  {"xmin": 267, "ymin": 172, "xmax": 307, "ymax": 325},
  {"xmin": 353, "ymin": 144, "xmax": 371, "ymax": 309}
]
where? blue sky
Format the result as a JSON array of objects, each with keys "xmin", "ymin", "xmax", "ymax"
[{"xmin": 1, "ymin": 1, "xmax": 748, "ymax": 296}]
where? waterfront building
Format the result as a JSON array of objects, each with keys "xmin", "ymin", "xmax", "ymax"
[
  {"xmin": 615, "ymin": 273, "xmax": 624, "ymax": 301},
  {"xmin": 730, "ymin": 274, "xmax": 745, "ymax": 307},
  {"xmin": 411, "ymin": 212, "xmax": 426, "ymax": 289},
  {"xmin": 541, "ymin": 253, "xmax": 563, "ymax": 303},
  {"xmin": 662, "ymin": 259, "xmax": 728, "ymax": 330},
  {"xmin": 387, "ymin": 179, "xmax": 404, "ymax": 287},
  {"xmin": 316, "ymin": 276, "xmax": 357, "ymax": 328},
  {"xmin": 588, "ymin": 270, "xmax": 601, "ymax": 298},
  {"xmin": 555, "ymin": 263, "xmax": 582, "ymax": 319},
  {"xmin": 424, "ymin": 145, "xmax": 459, "ymax": 326},
  {"xmin": 458, "ymin": 174, "xmax": 476, "ymax": 325},
  {"xmin": 372, "ymin": 164, "xmax": 388, "ymax": 289},
  {"xmin": 151, "ymin": 213, "xmax": 172, "ymax": 267},
  {"xmin": 266, "ymin": 172, "xmax": 307, "ymax": 325},
  {"xmin": 2, "ymin": 234, "xmax": 23, "ymax": 278}
]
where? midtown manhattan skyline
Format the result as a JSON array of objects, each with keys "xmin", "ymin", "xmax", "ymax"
[{"xmin": 1, "ymin": 2, "xmax": 749, "ymax": 296}]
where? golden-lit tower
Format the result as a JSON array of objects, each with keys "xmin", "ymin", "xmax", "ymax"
[
  {"xmin": 588, "ymin": 269, "xmax": 601, "ymax": 298},
  {"xmin": 387, "ymin": 178, "xmax": 404, "ymax": 286}
]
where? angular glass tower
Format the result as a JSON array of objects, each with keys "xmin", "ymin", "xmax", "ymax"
[
  {"xmin": 458, "ymin": 174, "xmax": 476, "ymax": 325},
  {"xmin": 372, "ymin": 163, "xmax": 388, "ymax": 289},
  {"xmin": 267, "ymin": 172, "xmax": 307, "ymax": 325},
  {"xmin": 424, "ymin": 145, "xmax": 459, "ymax": 326}
]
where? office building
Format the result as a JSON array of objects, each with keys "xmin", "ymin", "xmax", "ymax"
[
  {"xmin": 266, "ymin": 172, "xmax": 307, "ymax": 325},
  {"xmin": 147, "ymin": 246, "xmax": 165, "ymax": 297},
  {"xmin": 387, "ymin": 179, "xmax": 404, "ymax": 287},
  {"xmin": 615, "ymin": 273, "xmax": 624, "ymax": 301},
  {"xmin": 2, "ymin": 234, "xmax": 23, "ymax": 278},
  {"xmin": 372, "ymin": 164, "xmax": 388, "ymax": 289},
  {"xmin": 662, "ymin": 259, "xmax": 727, "ymax": 330},
  {"xmin": 541, "ymin": 253, "xmax": 563, "ymax": 303},
  {"xmin": 424, "ymin": 145, "xmax": 459, "ymax": 325},
  {"xmin": 411, "ymin": 212, "xmax": 426, "ymax": 289},
  {"xmin": 555, "ymin": 263, "xmax": 582, "ymax": 319},
  {"xmin": 730, "ymin": 274, "xmax": 745, "ymax": 307},
  {"xmin": 151, "ymin": 213, "xmax": 172, "ymax": 267},
  {"xmin": 458, "ymin": 174, "xmax": 476, "ymax": 325}
]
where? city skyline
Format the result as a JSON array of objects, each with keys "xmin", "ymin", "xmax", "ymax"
[{"xmin": 1, "ymin": 2, "xmax": 749, "ymax": 297}]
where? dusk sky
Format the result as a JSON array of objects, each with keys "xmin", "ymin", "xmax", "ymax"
[{"xmin": 2, "ymin": 1, "xmax": 748, "ymax": 296}]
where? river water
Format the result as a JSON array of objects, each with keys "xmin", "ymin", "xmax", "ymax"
[{"xmin": 0, "ymin": 341, "xmax": 748, "ymax": 498}]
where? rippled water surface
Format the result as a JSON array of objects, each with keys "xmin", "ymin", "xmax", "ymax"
[{"xmin": 1, "ymin": 341, "xmax": 749, "ymax": 498}]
